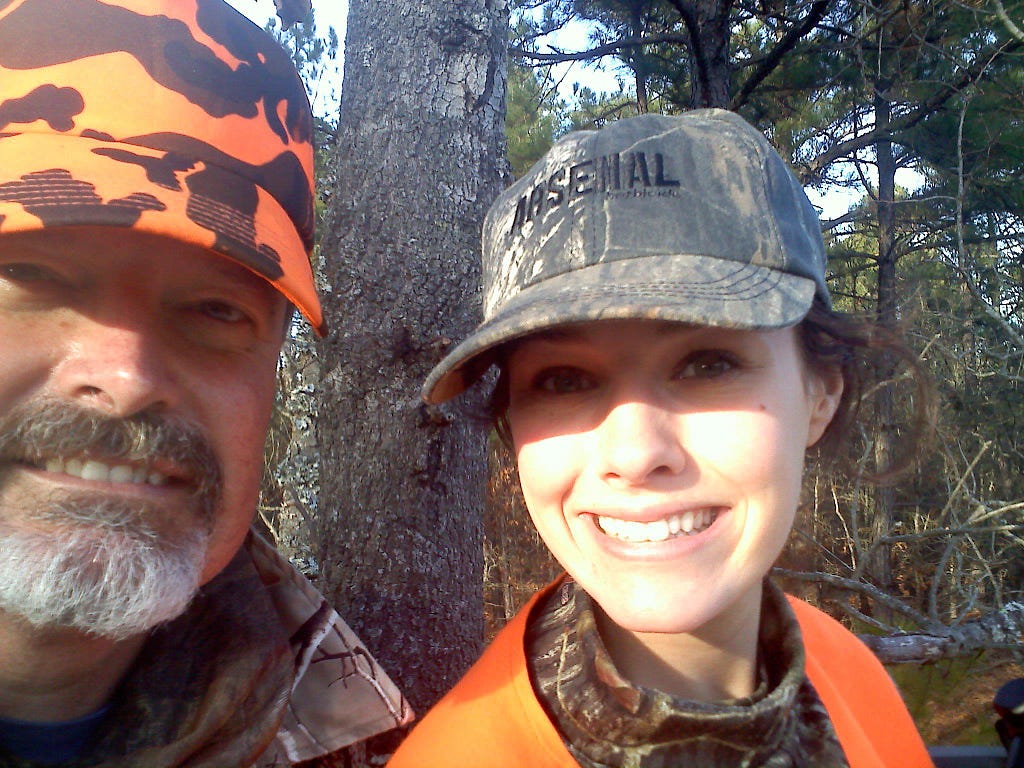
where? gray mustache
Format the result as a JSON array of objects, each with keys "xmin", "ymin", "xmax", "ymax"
[{"xmin": 0, "ymin": 398, "xmax": 222, "ymax": 518}]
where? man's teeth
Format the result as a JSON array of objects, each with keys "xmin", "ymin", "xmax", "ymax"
[
  {"xmin": 42, "ymin": 457, "xmax": 168, "ymax": 486},
  {"xmin": 597, "ymin": 509, "xmax": 718, "ymax": 542}
]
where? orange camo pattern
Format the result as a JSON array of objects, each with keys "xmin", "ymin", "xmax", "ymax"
[{"xmin": 0, "ymin": 0, "xmax": 324, "ymax": 333}]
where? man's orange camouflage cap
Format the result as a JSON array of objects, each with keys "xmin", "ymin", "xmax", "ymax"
[{"xmin": 0, "ymin": 0, "xmax": 325, "ymax": 334}]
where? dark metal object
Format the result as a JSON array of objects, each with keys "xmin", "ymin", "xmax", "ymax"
[
  {"xmin": 927, "ymin": 678, "xmax": 1024, "ymax": 768},
  {"xmin": 995, "ymin": 678, "xmax": 1024, "ymax": 768}
]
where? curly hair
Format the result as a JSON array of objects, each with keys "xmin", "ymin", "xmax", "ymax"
[{"xmin": 796, "ymin": 300, "xmax": 936, "ymax": 480}]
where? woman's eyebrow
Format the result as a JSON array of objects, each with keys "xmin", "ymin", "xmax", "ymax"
[{"xmin": 513, "ymin": 320, "xmax": 705, "ymax": 351}]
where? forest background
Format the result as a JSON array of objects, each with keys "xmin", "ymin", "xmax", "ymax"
[{"xmin": 236, "ymin": 0, "xmax": 1023, "ymax": 755}]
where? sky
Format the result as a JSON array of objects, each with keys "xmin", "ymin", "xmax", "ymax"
[
  {"xmin": 225, "ymin": 0, "xmax": 348, "ymax": 116},
  {"xmin": 223, "ymin": 1, "xmax": 880, "ymax": 219},
  {"xmin": 521, "ymin": 14, "xmax": 627, "ymax": 99},
  {"xmin": 224, "ymin": 1, "xmax": 618, "ymax": 115},
  {"xmin": 225, "ymin": 0, "xmax": 347, "ymax": 37}
]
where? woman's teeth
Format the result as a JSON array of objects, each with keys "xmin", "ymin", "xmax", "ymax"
[
  {"xmin": 597, "ymin": 509, "xmax": 718, "ymax": 542},
  {"xmin": 42, "ymin": 457, "xmax": 168, "ymax": 486}
]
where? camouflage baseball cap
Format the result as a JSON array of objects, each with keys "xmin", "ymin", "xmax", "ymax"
[
  {"xmin": 0, "ymin": 0, "xmax": 324, "ymax": 334},
  {"xmin": 423, "ymin": 109, "xmax": 830, "ymax": 403}
]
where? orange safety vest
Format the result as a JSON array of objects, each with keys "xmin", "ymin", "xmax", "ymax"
[{"xmin": 388, "ymin": 580, "xmax": 934, "ymax": 768}]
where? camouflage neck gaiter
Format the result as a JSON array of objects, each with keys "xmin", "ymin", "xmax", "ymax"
[
  {"xmin": 526, "ymin": 578, "xmax": 850, "ymax": 768},
  {"xmin": 0, "ymin": 547, "xmax": 296, "ymax": 768}
]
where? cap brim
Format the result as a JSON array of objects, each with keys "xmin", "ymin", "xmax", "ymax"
[
  {"xmin": 422, "ymin": 253, "xmax": 816, "ymax": 403},
  {"xmin": 0, "ymin": 132, "xmax": 325, "ymax": 335}
]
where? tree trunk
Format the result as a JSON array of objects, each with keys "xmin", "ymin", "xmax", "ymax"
[
  {"xmin": 312, "ymin": 0, "xmax": 509, "ymax": 718},
  {"xmin": 686, "ymin": 0, "xmax": 732, "ymax": 108},
  {"xmin": 871, "ymin": 81, "xmax": 897, "ymax": 601},
  {"xmin": 629, "ymin": 2, "xmax": 649, "ymax": 113}
]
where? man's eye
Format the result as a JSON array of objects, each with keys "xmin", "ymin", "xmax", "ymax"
[
  {"xmin": 534, "ymin": 367, "xmax": 595, "ymax": 394},
  {"xmin": 675, "ymin": 350, "xmax": 739, "ymax": 379},
  {"xmin": 198, "ymin": 300, "xmax": 248, "ymax": 324},
  {"xmin": 0, "ymin": 263, "xmax": 59, "ymax": 283}
]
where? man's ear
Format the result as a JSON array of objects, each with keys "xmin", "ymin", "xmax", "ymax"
[{"xmin": 805, "ymin": 366, "xmax": 844, "ymax": 449}]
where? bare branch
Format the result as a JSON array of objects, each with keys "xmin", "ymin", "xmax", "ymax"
[
  {"xmin": 943, "ymin": 257, "xmax": 1024, "ymax": 350},
  {"xmin": 511, "ymin": 33, "xmax": 690, "ymax": 64},
  {"xmin": 795, "ymin": 38, "xmax": 1023, "ymax": 184},
  {"xmin": 879, "ymin": 524, "xmax": 1024, "ymax": 543},
  {"xmin": 775, "ymin": 568, "xmax": 937, "ymax": 628},
  {"xmin": 992, "ymin": 0, "xmax": 1024, "ymax": 42},
  {"xmin": 935, "ymin": 441, "xmax": 993, "ymax": 528},
  {"xmin": 776, "ymin": 570, "xmax": 1024, "ymax": 663},
  {"xmin": 730, "ymin": 0, "xmax": 831, "ymax": 110}
]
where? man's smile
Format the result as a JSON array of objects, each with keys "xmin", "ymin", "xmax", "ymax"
[{"xmin": 37, "ymin": 457, "xmax": 170, "ymax": 487}]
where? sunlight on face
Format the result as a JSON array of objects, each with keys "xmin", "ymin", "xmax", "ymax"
[
  {"xmin": 0, "ymin": 227, "xmax": 287, "ymax": 636},
  {"xmin": 507, "ymin": 319, "xmax": 841, "ymax": 649}
]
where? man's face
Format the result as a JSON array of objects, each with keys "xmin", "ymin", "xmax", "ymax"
[{"xmin": 0, "ymin": 227, "xmax": 288, "ymax": 637}]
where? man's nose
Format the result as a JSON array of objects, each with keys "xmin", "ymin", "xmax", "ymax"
[
  {"xmin": 52, "ymin": 317, "xmax": 178, "ymax": 418},
  {"xmin": 595, "ymin": 397, "xmax": 687, "ymax": 486}
]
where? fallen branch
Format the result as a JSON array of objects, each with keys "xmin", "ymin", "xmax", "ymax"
[
  {"xmin": 774, "ymin": 568, "xmax": 1024, "ymax": 664},
  {"xmin": 775, "ymin": 568, "xmax": 936, "ymax": 628},
  {"xmin": 857, "ymin": 601, "xmax": 1024, "ymax": 664}
]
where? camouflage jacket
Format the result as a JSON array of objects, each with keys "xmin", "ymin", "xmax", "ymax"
[
  {"xmin": 388, "ymin": 575, "xmax": 933, "ymax": 768},
  {"xmin": 0, "ymin": 532, "xmax": 411, "ymax": 768}
]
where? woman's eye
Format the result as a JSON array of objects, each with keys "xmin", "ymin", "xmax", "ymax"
[
  {"xmin": 676, "ymin": 350, "xmax": 740, "ymax": 379},
  {"xmin": 534, "ymin": 367, "xmax": 595, "ymax": 395}
]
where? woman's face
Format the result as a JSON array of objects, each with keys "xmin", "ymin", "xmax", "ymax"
[{"xmin": 507, "ymin": 319, "xmax": 841, "ymax": 644}]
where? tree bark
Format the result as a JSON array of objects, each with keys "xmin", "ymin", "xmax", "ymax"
[
  {"xmin": 674, "ymin": 0, "xmax": 732, "ymax": 108},
  {"xmin": 628, "ymin": 2, "xmax": 649, "ymax": 113},
  {"xmin": 871, "ymin": 79, "xmax": 897, "ymax": 602},
  {"xmin": 313, "ymin": 0, "xmax": 509, "ymax": 716}
]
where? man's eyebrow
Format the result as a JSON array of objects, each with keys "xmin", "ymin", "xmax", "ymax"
[{"xmin": 202, "ymin": 257, "xmax": 278, "ymax": 297}]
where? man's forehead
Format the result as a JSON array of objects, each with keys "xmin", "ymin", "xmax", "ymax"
[{"xmin": 2, "ymin": 226, "xmax": 281, "ymax": 295}]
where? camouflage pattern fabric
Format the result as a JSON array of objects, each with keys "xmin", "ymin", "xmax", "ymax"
[
  {"xmin": 0, "ymin": 0, "xmax": 324, "ymax": 333},
  {"xmin": 246, "ymin": 533, "xmax": 414, "ymax": 763},
  {"xmin": 0, "ymin": 534, "xmax": 411, "ymax": 768},
  {"xmin": 526, "ymin": 578, "xmax": 850, "ymax": 768},
  {"xmin": 423, "ymin": 110, "xmax": 830, "ymax": 403}
]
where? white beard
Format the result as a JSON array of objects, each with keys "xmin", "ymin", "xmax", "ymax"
[{"xmin": 0, "ymin": 498, "xmax": 208, "ymax": 640}]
